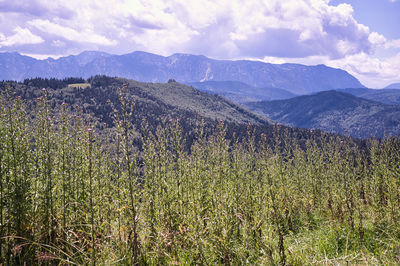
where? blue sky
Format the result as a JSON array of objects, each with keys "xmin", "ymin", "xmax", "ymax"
[
  {"xmin": 0, "ymin": 0, "xmax": 399, "ymax": 88},
  {"xmin": 331, "ymin": 0, "xmax": 400, "ymax": 39}
]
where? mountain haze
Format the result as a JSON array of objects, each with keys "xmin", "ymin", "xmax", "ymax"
[{"xmin": 0, "ymin": 51, "xmax": 364, "ymax": 95}]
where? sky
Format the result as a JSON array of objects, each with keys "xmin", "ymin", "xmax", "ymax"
[{"xmin": 0, "ymin": 0, "xmax": 399, "ymax": 88}]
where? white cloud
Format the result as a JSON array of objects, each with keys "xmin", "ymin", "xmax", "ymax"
[
  {"xmin": 175, "ymin": 0, "xmax": 379, "ymax": 59},
  {"xmin": 51, "ymin": 40, "xmax": 65, "ymax": 47},
  {"xmin": 368, "ymin": 32, "xmax": 386, "ymax": 46},
  {"xmin": 0, "ymin": 0, "xmax": 75, "ymax": 19},
  {"xmin": 328, "ymin": 52, "xmax": 400, "ymax": 88},
  {"xmin": 0, "ymin": 0, "xmax": 382, "ymax": 59},
  {"xmin": 20, "ymin": 52, "xmax": 66, "ymax": 60},
  {"xmin": 28, "ymin": 19, "xmax": 117, "ymax": 46},
  {"xmin": 0, "ymin": 26, "xmax": 44, "ymax": 47},
  {"xmin": 386, "ymin": 39, "xmax": 400, "ymax": 49}
]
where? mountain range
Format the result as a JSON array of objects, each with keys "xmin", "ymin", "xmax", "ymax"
[
  {"xmin": 245, "ymin": 90, "xmax": 400, "ymax": 138},
  {"xmin": 0, "ymin": 51, "xmax": 364, "ymax": 95}
]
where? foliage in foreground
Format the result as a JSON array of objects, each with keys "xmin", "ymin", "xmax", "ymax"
[{"xmin": 1, "ymin": 86, "xmax": 400, "ymax": 265}]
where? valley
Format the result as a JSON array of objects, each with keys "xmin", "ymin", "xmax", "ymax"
[
  {"xmin": 245, "ymin": 90, "xmax": 400, "ymax": 138},
  {"xmin": 1, "ymin": 0, "xmax": 400, "ymax": 263},
  {"xmin": 1, "ymin": 78, "xmax": 399, "ymax": 264}
]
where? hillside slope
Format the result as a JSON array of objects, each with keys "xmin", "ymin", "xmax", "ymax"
[
  {"xmin": 188, "ymin": 81, "xmax": 296, "ymax": 103},
  {"xmin": 245, "ymin": 91, "xmax": 400, "ymax": 138},
  {"xmin": 4, "ymin": 76, "xmax": 331, "ymax": 148},
  {"xmin": 6, "ymin": 76, "xmax": 268, "ymax": 127}
]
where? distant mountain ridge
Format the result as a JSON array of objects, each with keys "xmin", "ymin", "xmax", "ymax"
[
  {"xmin": 245, "ymin": 90, "xmax": 400, "ymax": 138},
  {"xmin": 337, "ymin": 88, "xmax": 400, "ymax": 106},
  {"xmin": 385, "ymin": 83, "xmax": 400, "ymax": 89},
  {"xmin": 0, "ymin": 51, "xmax": 364, "ymax": 95}
]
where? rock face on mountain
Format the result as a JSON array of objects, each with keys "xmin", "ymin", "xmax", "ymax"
[
  {"xmin": 245, "ymin": 90, "xmax": 400, "ymax": 138},
  {"xmin": 0, "ymin": 51, "xmax": 364, "ymax": 95}
]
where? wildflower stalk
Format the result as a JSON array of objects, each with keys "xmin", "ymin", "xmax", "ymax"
[
  {"xmin": 87, "ymin": 127, "xmax": 96, "ymax": 266},
  {"xmin": 115, "ymin": 84, "xmax": 139, "ymax": 263}
]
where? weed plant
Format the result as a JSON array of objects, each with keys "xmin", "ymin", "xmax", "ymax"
[{"xmin": 0, "ymin": 86, "xmax": 400, "ymax": 265}]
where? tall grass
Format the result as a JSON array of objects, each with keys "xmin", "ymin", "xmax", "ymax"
[{"xmin": 1, "ymin": 85, "xmax": 400, "ymax": 264}]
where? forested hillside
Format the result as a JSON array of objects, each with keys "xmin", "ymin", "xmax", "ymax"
[{"xmin": 2, "ymin": 76, "xmax": 320, "ymax": 146}]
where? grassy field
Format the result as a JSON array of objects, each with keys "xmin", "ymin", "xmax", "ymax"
[
  {"xmin": 67, "ymin": 83, "xmax": 91, "ymax": 89},
  {"xmin": 1, "ymin": 85, "xmax": 400, "ymax": 265}
]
